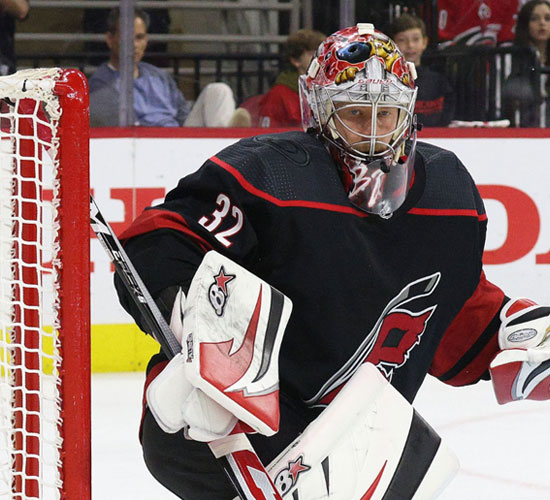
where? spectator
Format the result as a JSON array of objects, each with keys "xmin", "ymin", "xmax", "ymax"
[
  {"xmin": 257, "ymin": 29, "xmax": 325, "ymax": 128},
  {"xmin": 89, "ymin": 7, "xmax": 237, "ymax": 128},
  {"xmin": 83, "ymin": 1, "xmax": 170, "ymax": 65},
  {"xmin": 436, "ymin": 0, "xmax": 518, "ymax": 47},
  {"xmin": 502, "ymin": 0, "xmax": 550, "ymax": 127},
  {"xmin": 0, "ymin": 0, "xmax": 29, "ymax": 75},
  {"xmin": 388, "ymin": 13, "xmax": 456, "ymax": 127}
]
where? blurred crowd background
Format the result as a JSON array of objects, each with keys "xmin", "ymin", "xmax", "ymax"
[{"xmin": 11, "ymin": 0, "xmax": 550, "ymax": 128}]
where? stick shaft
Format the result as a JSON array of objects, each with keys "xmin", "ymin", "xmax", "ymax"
[
  {"xmin": 90, "ymin": 195, "xmax": 180, "ymax": 356},
  {"xmin": 89, "ymin": 195, "xmax": 281, "ymax": 500}
]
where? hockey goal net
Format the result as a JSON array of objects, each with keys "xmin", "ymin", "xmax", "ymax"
[{"xmin": 0, "ymin": 68, "xmax": 90, "ymax": 499}]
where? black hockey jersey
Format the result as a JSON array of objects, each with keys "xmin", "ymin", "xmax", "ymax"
[
  {"xmin": 116, "ymin": 130, "xmax": 507, "ymax": 405},
  {"xmin": 415, "ymin": 66, "xmax": 455, "ymax": 127}
]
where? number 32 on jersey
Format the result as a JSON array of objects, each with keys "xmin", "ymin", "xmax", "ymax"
[{"xmin": 199, "ymin": 193, "xmax": 244, "ymax": 248}]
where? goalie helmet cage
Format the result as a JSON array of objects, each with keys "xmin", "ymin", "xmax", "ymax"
[{"xmin": 0, "ymin": 68, "xmax": 90, "ymax": 499}]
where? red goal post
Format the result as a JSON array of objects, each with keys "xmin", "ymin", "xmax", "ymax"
[{"xmin": 0, "ymin": 68, "xmax": 90, "ymax": 499}]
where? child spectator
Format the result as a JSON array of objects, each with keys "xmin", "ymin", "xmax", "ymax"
[
  {"xmin": 89, "ymin": 7, "xmax": 236, "ymax": 127},
  {"xmin": 257, "ymin": 29, "xmax": 325, "ymax": 128},
  {"xmin": 388, "ymin": 14, "xmax": 455, "ymax": 127}
]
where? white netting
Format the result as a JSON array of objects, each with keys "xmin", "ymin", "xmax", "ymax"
[{"xmin": 0, "ymin": 67, "xmax": 63, "ymax": 500}]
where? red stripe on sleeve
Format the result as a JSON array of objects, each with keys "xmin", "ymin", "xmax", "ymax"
[
  {"xmin": 119, "ymin": 208, "xmax": 214, "ymax": 252},
  {"xmin": 429, "ymin": 272, "xmax": 505, "ymax": 386}
]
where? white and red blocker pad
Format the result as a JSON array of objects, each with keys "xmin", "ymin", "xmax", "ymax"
[
  {"xmin": 184, "ymin": 250, "xmax": 293, "ymax": 436},
  {"xmin": 267, "ymin": 363, "xmax": 459, "ymax": 500},
  {"xmin": 490, "ymin": 349, "xmax": 550, "ymax": 404}
]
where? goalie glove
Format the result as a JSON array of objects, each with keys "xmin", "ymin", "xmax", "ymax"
[
  {"xmin": 146, "ymin": 251, "xmax": 292, "ymax": 440},
  {"xmin": 489, "ymin": 298, "xmax": 550, "ymax": 404},
  {"xmin": 146, "ymin": 288, "xmax": 239, "ymax": 441}
]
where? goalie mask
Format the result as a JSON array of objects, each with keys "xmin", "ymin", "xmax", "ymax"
[{"xmin": 299, "ymin": 23, "xmax": 418, "ymax": 217}]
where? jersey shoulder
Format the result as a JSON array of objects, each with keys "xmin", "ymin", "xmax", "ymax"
[
  {"xmin": 212, "ymin": 131, "xmax": 349, "ymax": 205},
  {"xmin": 414, "ymin": 140, "xmax": 485, "ymax": 215}
]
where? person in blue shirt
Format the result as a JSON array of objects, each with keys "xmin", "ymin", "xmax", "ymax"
[{"xmin": 89, "ymin": 7, "xmax": 237, "ymax": 128}]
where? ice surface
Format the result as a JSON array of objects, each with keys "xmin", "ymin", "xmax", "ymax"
[{"xmin": 92, "ymin": 372, "xmax": 550, "ymax": 499}]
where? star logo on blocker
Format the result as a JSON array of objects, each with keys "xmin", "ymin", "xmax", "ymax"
[
  {"xmin": 215, "ymin": 266, "xmax": 235, "ymax": 295},
  {"xmin": 288, "ymin": 456, "xmax": 310, "ymax": 482}
]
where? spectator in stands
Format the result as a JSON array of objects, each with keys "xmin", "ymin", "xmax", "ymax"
[
  {"xmin": 0, "ymin": 0, "xmax": 29, "ymax": 75},
  {"xmin": 256, "ymin": 29, "xmax": 325, "ymax": 128},
  {"xmin": 503, "ymin": 0, "xmax": 550, "ymax": 126},
  {"xmin": 83, "ymin": 0, "xmax": 171, "ymax": 64},
  {"xmin": 89, "ymin": 7, "xmax": 237, "ymax": 128},
  {"xmin": 388, "ymin": 13, "xmax": 455, "ymax": 127},
  {"xmin": 514, "ymin": 0, "xmax": 550, "ymax": 65},
  {"xmin": 437, "ymin": 0, "xmax": 518, "ymax": 47}
]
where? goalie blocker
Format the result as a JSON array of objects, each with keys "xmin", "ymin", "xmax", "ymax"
[
  {"xmin": 147, "ymin": 250, "xmax": 293, "ymax": 441},
  {"xmin": 147, "ymin": 251, "xmax": 459, "ymax": 499}
]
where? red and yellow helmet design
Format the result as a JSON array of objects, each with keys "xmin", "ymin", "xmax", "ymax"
[
  {"xmin": 299, "ymin": 23, "xmax": 419, "ymax": 218},
  {"xmin": 313, "ymin": 24, "xmax": 415, "ymax": 89}
]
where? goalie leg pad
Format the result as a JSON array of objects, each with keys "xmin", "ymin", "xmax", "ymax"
[{"xmin": 267, "ymin": 363, "xmax": 459, "ymax": 500}]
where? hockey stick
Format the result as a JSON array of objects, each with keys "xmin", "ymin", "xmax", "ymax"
[{"xmin": 89, "ymin": 195, "xmax": 283, "ymax": 500}]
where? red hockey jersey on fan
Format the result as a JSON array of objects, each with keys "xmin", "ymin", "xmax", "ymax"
[
  {"xmin": 258, "ymin": 84, "xmax": 301, "ymax": 128},
  {"xmin": 438, "ymin": 0, "xmax": 520, "ymax": 46}
]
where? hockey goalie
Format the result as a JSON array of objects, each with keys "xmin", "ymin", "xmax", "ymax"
[{"xmin": 114, "ymin": 22, "xmax": 550, "ymax": 500}]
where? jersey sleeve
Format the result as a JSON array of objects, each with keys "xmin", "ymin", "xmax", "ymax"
[
  {"xmin": 114, "ymin": 155, "xmax": 262, "ymax": 334},
  {"xmin": 427, "ymin": 169, "xmax": 510, "ymax": 387},
  {"xmin": 429, "ymin": 271, "xmax": 509, "ymax": 386}
]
